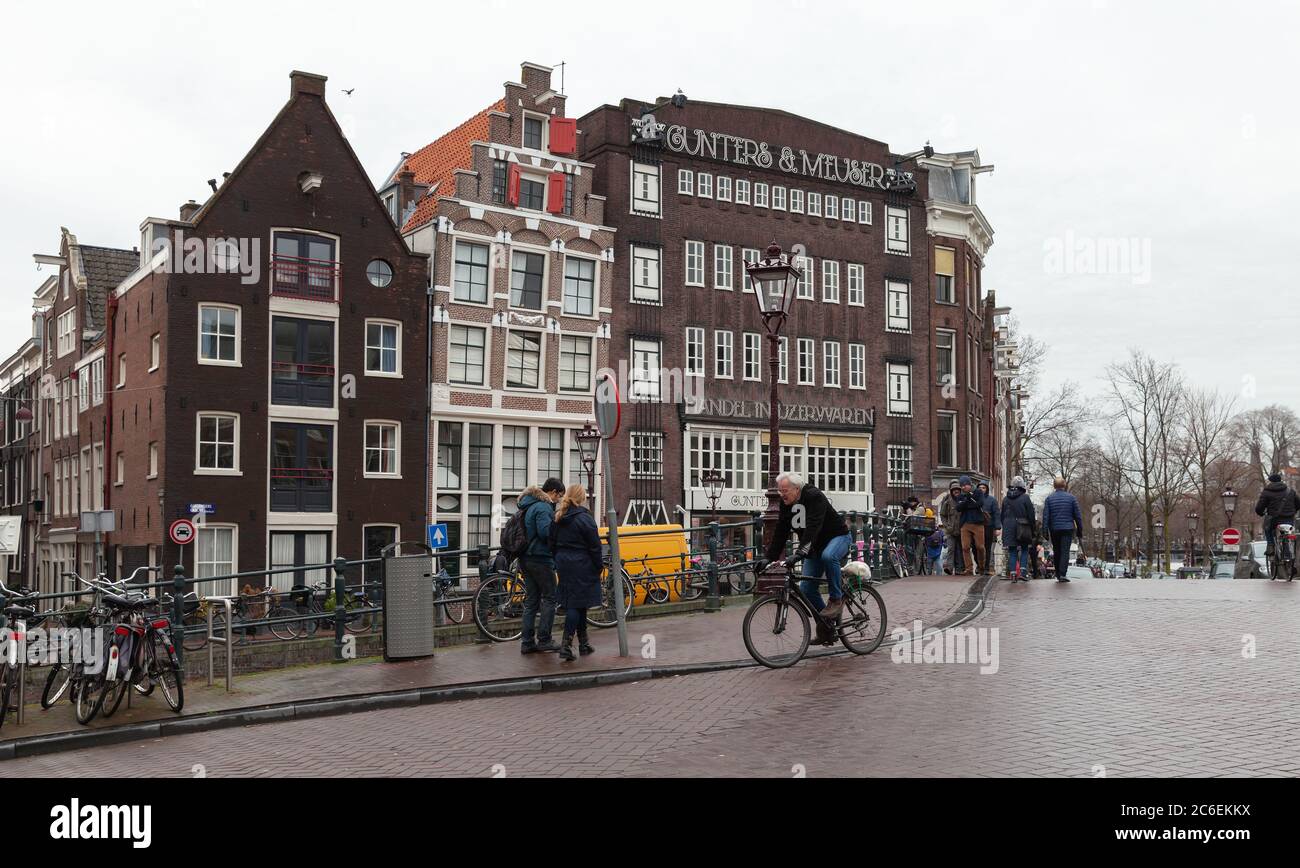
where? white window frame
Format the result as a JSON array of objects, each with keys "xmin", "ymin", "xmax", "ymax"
[
  {"xmin": 849, "ymin": 344, "xmax": 865, "ymax": 390},
  {"xmin": 807, "ymin": 192, "xmax": 822, "ymax": 217},
  {"xmin": 886, "ymin": 280, "xmax": 912, "ymax": 332},
  {"xmin": 937, "ymin": 329, "xmax": 957, "ymax": 387},
  {"xmin": 562, "ymin": 254, "xmax": 599, "ymax": 318},
  {"xmin": 558, "ymin": 334, "xmax": 595, "ymax": 393},
  {"xmin": 685, "ymin": 241, "xmax": 705, "ymax": 287},
  {"xmin": 452, "ymin": 239, "xmax": 493, "ymax": 306},
  {"xmin": 847, "ymin": 264, "xmax": 865, "ymax": 307},
  {"xmin": 448, "ymin": 324, "xmax": 489, "ymax": 387},
  {"xmin": 887, "ymin": 445, "xmax": 914, "ymax": 488},
  {"xmin": 743, "ymin": 332, "xmax": 761, "ymax": 382},
  {"xmin": 91, "ymin": 357, "xmax": 105, "ymax": 405},
  {"xmin": 796, "ymin": 256, "xmax": 814, "ymax": 300},
  {"xmin": 790, "ymin": 189, "xmax": 804, "ymax": 213},
  {"xmin": 734, "ymin": 179, "xmax": 750, "ymax": 205},
  {"xmin": 115, "ymin": 452, "xmax": 124, "ymax": 486},
  {"xmin": 887, "ymin": 363, "xmax": 912, "ymax": 417},
  {"xmin": 56, "ymin": 309, "xmax": 77, "ymax": 358},
  {"xmin": 363, "ymin": 420, "xmax": 402, "ymax": 479},
  {"xmin": 194, "ymin": 525, "xmax": 239, "ymax": 597},
  {"xmin": 630, "ymin": 338, "xmax": 662, "ymax": 401},
  {"xmin": 521, "ymin": 111, "xmax": 549, "ymax": 151},
  {"xmin": 629, "ymin": 431, "xmax": 665, "ymax": 480},
  {"xmin": 713, "ymin": 244, "xmax": 733, "ymax": 290},
  {"xmin": 149, "ymin": 334, "xmax": 160, "ymax": 372},
  {"xmin": 504, "ymin": 328, "xmax": 545, "ymax": 392},
  {"xmin": 821, "ymin": 260, "xmax": 840, "ymax": 303},
  {"xmin": 858, "ymin": 200, "xmax": 872, "ymax": 225},
  {"xmin": 772, "ymin": 186, "xmax": 787, "ymax": 211},
  {"xmin": 117, "ymin": 354, "xmax": 126, "ymax": 388},
  {"xmin": 677, "ymin": 168, "xmax": 694, "ymax": 195},
  {"xmin": 364, "ymin": 319, "xmax": 402, "ymax": 377},
  {"xmin": 778, "ymin": 336, "xmax": 789, "ymax": 384},
  {"xmin": 195, "ymin": 412, "xmax": 241, "ymax": 475},
  {"xmin": 886, "ymin": 205, "xmax": 910, "ymax": 255},
  {"xmin": 716, "ymin": 176, "xmax": 732, "ymax": 202},
  {"xmin": 825, "ymin": 195, "xmax": 838, "ymax": 220},
  {"xmin": 741, "ymin": 248, "xmax": 759, "ymax": 293},
  {"xmin": 631, "ymin": 245, "xmax": 662, "ymax": 304},
  {"xmin": 754, "ymin": 183, "xmax": 769, "ymax": 208},
  {"xmin": 842, "ymin": 197, "xmax": 855, "ymax": 222},
  {"xmin": 198, "ymin": 303, "xmax": 241, "ymax": 366},
  {"xmin": 631, "ymin": 161, "xmax": 661, "ymax": 216},
  {"xmin": 823, "ymin": 341, "xmax": 840, "ymax": 388},
  {"xmin": 147, "ymin": 442, "xmax": 158, "ymax": 479},
  {"xmin": 685, "ymin": 327, "xmax": 705, "ymax": 377},
  {"xmin": 714, "ymin": 330, "xmax": 734, "ymax": 380},
  {"xmin": 937, "ymin": 411, "xmax": 958, "ymax": 468},
  {"xmin": 797, "ymin": 338, "xmax": 815, "ymax": 385},
  {"xmin": 697, "ymin": 172, "xmax": 713, "ymax": 199}
]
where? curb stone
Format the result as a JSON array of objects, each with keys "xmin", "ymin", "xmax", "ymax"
[{"xmin": 2, "ymin": 575, "xmax": 993, "ymax": 760}]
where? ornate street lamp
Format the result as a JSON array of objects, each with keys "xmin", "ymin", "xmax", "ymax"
[
  {"xmin": 574, "ymin": 422, "xmax": 601, "ymax": 501},
  {"xmin": 702, "ymin": 470, "xmax": 726, "ymax": 525},
  {"xmin": 1186, "ymin": 511, "xmax": 1200, "ymax": 568},
  {"xmin": 745, "ymin": 242, "xmax": 802, "ymax": 551},
  {"xmin": 1221, "ymin": 487, "xmax": 1237, "ymax": 538},
  {"xmin": 1154, "ymin": 521, "xmax": 1165, "ymax": 573}
]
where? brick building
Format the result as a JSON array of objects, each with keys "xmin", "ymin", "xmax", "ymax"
[
  {"xmin": 387, "ymin": 61, "xmax": 615, "ymax": 575},
  {"xmin": 99, "ymin": 70, "xmax": 430, "ymax": 590},
  {"xmin": 579, "ymin": 98, "xmax": 997, "ymax": 538},
  {"xmin": 0, "ymin": 318, "xmax": 44, "ymax": 587}
]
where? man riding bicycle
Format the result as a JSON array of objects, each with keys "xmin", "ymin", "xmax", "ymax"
[
  {"xmin": 1255, "ymin": 472, "xmax": 1300, "ymax": 557},
  {"xmin": 763, "ymin": 472, "xmax": 853, "ymax": 640}
]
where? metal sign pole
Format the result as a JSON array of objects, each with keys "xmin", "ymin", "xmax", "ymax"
[{"xmin": 602, "ymin": 437, "xmax": 628, "ymax": 657}]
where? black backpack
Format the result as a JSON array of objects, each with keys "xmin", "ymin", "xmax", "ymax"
[{"xmin": 500, "ymin": 505, "xmax": 531, "ymax": 562}]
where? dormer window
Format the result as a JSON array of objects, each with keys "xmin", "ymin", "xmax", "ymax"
[{"xmin": 519, "ymin": 176, "xmax": 546, "ymax": 211}]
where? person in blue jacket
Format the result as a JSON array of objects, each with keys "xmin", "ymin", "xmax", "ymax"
[
  {"xmin": 517, "ymin": 477, "xmax": 565, "ymax": 654},
  {"xmin": 1041, "ymin": 476, "xmax": 1085, "ymax": 582},
  {"xmin": 977, "ymin": 481, "xmax": 1001, "ymax": 576}
]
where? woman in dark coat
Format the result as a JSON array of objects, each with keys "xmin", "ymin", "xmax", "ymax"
[{"xmin": 549, "ymin": 484, "xmax": 603, "ymax": 661}]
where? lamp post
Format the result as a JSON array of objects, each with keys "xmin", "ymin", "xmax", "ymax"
[
  {"xmin": 1154, "ymin": 521, "xmax": 1164, "ymax": 574},
  {"xmin": 1221, "ymin": 487, "xmax": 1237, "ymax": 559},
  {"xmin": 702, "ymin": 469, "xmax": 725, "ymax": 526},
  {"xmin": 574, "ymin": 421, "xmax": 601, "ymax": 505},
  {"xmin": 1133, "ymin": 526, "xmax": 1143, "ymax": 573},
  {"xmin": 1187, "ymin": 511, "xmax": 1199, "ymax": 568},
  {"xmin": 744, "ymin": 242, "xmax": 801, "ymax": 553}
]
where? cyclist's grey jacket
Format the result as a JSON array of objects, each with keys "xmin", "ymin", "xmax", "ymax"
[
  {"xmin": 1254, "ymin": 482, "xmax": 1300, "ymax": 520},
  {"xmin": 764, "ymin": 484, "xmax": 849, "ymax": 562},
  {"xmin": 549, "ymin": 504, "xmax": 602, "ymax": 609}
]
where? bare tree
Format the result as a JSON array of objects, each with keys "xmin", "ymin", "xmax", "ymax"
[
  {"xmin": 1232, "ymin": 405, "xmax": 1300, "ymax": 481},
  {"xmin": 1181, "ymin": 388, "xmax": 1242, "ymax": 554},
  {"xmin": 1013, "ymin": 380, "xmax": 1090, "ymax": 482}
]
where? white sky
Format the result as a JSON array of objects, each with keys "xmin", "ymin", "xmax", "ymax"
[{"xmin": 3, "ymin": 0, "xmax": 1297, "ymax": 411}]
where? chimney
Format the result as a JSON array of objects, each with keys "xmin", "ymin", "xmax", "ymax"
[
  {"xmin": 398, "ymin": 169, "xmax": 417, "ymax": 218},
  {"xmin": 180, "ymin": 200, "xmax": 201, "ymax": 222},
  {"xmin": 290, "ymin": 70, "xmax": 328, "ymax": 99}
]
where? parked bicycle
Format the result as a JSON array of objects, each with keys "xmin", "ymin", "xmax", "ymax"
[
  {"xmin": 741, "ymin": 556, "xmax": 888, "ymax": 669},
  {"xmin": 474, "ymin": 558, "xmax": 634, "ymax": 641},
  {"xmin": 1, "ymin": 581, "xmax": 48, "ymax": 732},
  {"xmin": 1270, "ymin": 523, "xmax": 1297, "ymax": 581}
]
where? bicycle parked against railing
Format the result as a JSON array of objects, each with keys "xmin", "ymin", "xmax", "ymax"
[
  {"xmin": 93, "ymin": 590, "xmax": 185, "ymax": 719},
  {"xmin": 474, "ymin": 558, "xmax": 634, "ymax": 641},
  {"xmin": 741, "ymin": 556, "xmax": 888, "ymax": 669},
  {"xmin": 1, "ymin": 581, "xmax": 49, "ymax": 732}
]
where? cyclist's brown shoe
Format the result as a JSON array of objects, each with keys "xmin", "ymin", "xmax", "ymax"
[{"xmin": 820, "ymin": 598, "xmax": 845, "ymax": 620}]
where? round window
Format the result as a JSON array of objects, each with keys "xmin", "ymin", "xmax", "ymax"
[{"xmin": 366, "ymin": 259, "xmax": 394, "ymax": 288}]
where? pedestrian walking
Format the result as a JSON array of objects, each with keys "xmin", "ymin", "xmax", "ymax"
[
  {"xmin": 549, "ymin": 484, "xmax": 602, "ymax": 661},
  {"xmin": 939, "ymin": 481, "xmax": 965, "ymax": 574},
  {"xmin": 956, "ymin": 476, "xmax": 988, "ymax": 575},
  {"xmin": 1001, "ymin": 476, "xmax": 1036, "ymax": 582},
  {"xmin": 1042, "ymin": 476, "xmax": 1084, "ymax": 582},
  {"xmin": 978, "ymin": 481, "xmax": 1001, "ymax": 575},
  {"xmin": 516, "ymin": 478, "xmax": 565, "ymax": 655}
]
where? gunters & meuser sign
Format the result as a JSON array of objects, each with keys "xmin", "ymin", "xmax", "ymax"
[{"xmin": 663, "ymin": 124, "xmax": 912, "ymax": 192}]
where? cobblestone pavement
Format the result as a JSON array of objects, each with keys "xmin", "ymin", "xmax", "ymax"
[
  {"xmin": 13, "ymin": 577, "xmax": 1295, "ymax": 778},
  {"xmin": 2, "ymin": 574, "xmax": 972, "ymax": 742}
]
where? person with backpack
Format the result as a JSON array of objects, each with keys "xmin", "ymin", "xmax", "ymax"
[
  {"xmin": 923, "ymin": 526, "xmax": 945, "ymax": 575},
  {"xmin": 1001, "ymin": 476, "xmax": 1036, "ymax": 581},
  {"xmin": 549, "ymin": 484, "xmax": 603, "ymax": 661},
  {"xmin": 509, "ymin": 477, "xmax": 565, "ymax": 654}
]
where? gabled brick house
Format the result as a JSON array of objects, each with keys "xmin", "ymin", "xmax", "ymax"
[{"xmin": 388, "ymin": 61, "xmax": 615, "ymax": 576}]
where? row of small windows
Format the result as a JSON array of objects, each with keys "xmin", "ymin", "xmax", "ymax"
[
  {"xmin": 448, "ymin": 325, "xmax": 596, "ymax": 393},
  {"xmin": 452, "ymin": 241, "xmax": 598, "ymax": 317},
  {"xmin": 678, "ymin": 169, "xmax": 876, "ymax": 225}
]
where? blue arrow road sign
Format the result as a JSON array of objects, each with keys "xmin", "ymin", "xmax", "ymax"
[{"xmin": 428, "ymin": 523, "xmax": 449, "ymax": 550}]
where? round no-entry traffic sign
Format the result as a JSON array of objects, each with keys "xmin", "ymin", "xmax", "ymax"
[
  {"xmin": 169, "ymin": 518, "xmax": 196, "ymax": 546},
  {"xmin": 1221, "ymin": 527, "xmax": 1241, "ymax": 546}
]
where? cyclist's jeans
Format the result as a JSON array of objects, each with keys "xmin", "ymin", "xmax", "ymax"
[
  {"xmin": 801, "ymin": 533, "xmax": 852, "ymax": 611},
  {"xmin": 519, "ymin": 558, "xmax": 557, "ymax": 646},
  {"xmin": 1007, "ymin": 546, "xmax": 1029, "ymax": 576}
]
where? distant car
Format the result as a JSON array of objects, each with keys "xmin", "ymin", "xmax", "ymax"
[
  {"xmin": 1176, "ymin": 565, "xmax": 1209, "ymax": 580},
  {"xmin": 1104, "ymin": 562, "xmax": 1130, "ymax": 578},
  {"xmin": 1208, "ymin": 560, "xmax": 1236, "ymax": 580},
  {"xmin": 1064, "ymin": 565, "xmax": 1094, "ymax": 581}
]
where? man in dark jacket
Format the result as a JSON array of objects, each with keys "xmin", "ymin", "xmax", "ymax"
[
  {"xmin": 765, "ymin": 472, "xmax": 852, "ymax": 627},
  {"xmin": 1041, "ymin": 475, "xmax": 1084, "ymax": 582},
  {"xmin": 956, "ymin": 476, "xmax": 988, "ymax": 575},
  {"xmin": 1254, "ymin": 473, "xmax": 1300, "ymax": 556},
  {"xmin": 978, "ymin": 481, "xmax": 1001, "ymax": 576},
  {"xmin": 517, "ymin": 477, "xmax": 565, "ymax": 654},
  {"xmin": 1000, "ymin": 477, "xmax": 1036, "ymax": 581},
  {"xmin": 939, "ymin": 481, "xmax": 964, "ymax": 574}
]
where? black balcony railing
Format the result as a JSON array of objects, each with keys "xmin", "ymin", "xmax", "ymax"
[
  {"xmin": 270, "ymin": 466, "xmax": 333, "ymax": 512},
  {"xmin": 271, "ymin": 255, "xmax": 339, "ymax": 302},
  {"xmin": 271, "ymin": 361, "xmax": 335, "ymax": 408}
]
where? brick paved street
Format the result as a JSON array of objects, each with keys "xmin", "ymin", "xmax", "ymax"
[
  {"xmin": 8, "ymin": 577, "xmax": 1298, "ymax": 777},
  {"xmin": 2, "ymin": 574, "xmax": 971, "ymax": 743}
]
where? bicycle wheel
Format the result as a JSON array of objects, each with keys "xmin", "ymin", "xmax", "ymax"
[
  {"xmin": 212, "ymin": 611, "xmax": 250, "ymax": 646},
  {"xmin": 729, "ymin": 563, "xmax": 757, "ymax": 595},
  {"xmin": 838, "ymin": 583, "xmax": 887, "ymax": 655},
  {"xmin": 442, "ymin": 594, "xmax": 468, "ymax": 625},
  {"xmin": 742, "ymin": 595, "xmax": 810, "ymax": 669},
  {"xmin": 473, "ymin": 575, "xmax": 525, "ymax": 642},
  {"xmin": 587, "ymin": 572, "xmax": 634, "ymax": 628},
  {"xmin": 99, "ymin": 676, "xmax": 127, "ymax": 719},
  {"xmin": 679, "ymin": 567, "xmax": 706, "ymax": 601},
  {"xmin": 181, "ymin": 612, "xmax": 208, "ymax": 652},
  {"xmin": 42, "ymin": 662, "xmax": 73, "ymax": 708},
  {"xmin": 74, "ymin": 666, "xmax": 103, "ymax": 724},
  {"xmin": 150, "ymin": 633, "xmax": 184, "ymax": 713},
  {"xmin": 645, "ymin": 575, "xmax": 670, "ymax": 605},
  {"xmin": 0, "ymin": 664, "xmax": 14, "ymax": 732},
  {"xmin": 265, "ymin": 606, "xmax": 300, "ymax": 640}
]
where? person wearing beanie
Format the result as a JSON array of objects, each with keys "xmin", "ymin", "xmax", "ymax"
[
  {"xmin": 939, "ymin": 481, "xmax": 965, "ymax": 574},
  {"xmin": 1255, "ymin": 472, "xmax": 1300, "ymax": 557},
  {"xmin": 955, "ymin": 476, "xmax": 988, "ymax": 576},
  {"xmin": 517, "ymin": 476, "xmax": 566, "ymax": 654},
  {"xmin": 1001, "ymin": 476, "xmax": 1036, "ymax": 581}
]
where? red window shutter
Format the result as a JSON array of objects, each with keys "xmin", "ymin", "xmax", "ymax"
[
  {"xmin": 546, "ymin": 172, "xmax": 566, "ymax": 213},
  {"xmin": 507, "ymin": 163, "xmax": 521, "ymax": 205},
  {"xmin": 550, "ymin": 118, "xmax": 577, "ymax": 156}
]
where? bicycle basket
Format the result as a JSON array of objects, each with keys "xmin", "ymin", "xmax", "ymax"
[
  {"xmin": 60, "ymin": 604, "xmax": 93, "ymax": 629},
  {"xmin": 753, "ymin": 564, "xmax": 789, "ymax": 595},
  {"xmin": 904, "ymin": 515, "xmax": 936, "ymax": 534}
]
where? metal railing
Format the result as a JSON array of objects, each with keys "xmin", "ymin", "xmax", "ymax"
[{"xmin": 271, "ymin": 254, "xmax": 339, "ymax": 301}]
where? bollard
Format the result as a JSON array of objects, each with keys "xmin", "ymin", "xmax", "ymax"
[
  {"xmin": 705, "ymin": 522, "xmax": 722, "ymax": 612},
  {"xmin": 332, "ymin": 557, "xmax": 347, "ymax": 663},
  {"xmin": 172, "ymin": 564, "xmax": 187, "ymax": 670},
  {"xmin": 473, "ymin": 545, "xmax": 494, "ymax": 644},
  {"xmin": 848, "ymin": 512, "xmax": 860, "ymax": 560}
]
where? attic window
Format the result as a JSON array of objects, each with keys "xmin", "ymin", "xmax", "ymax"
[
  {"xmin": 299, "ymin": 172, "xmax": 323, "ymax": 193},
  {"xmin": 523, "ymin": 114, "xmax": 546, "ymax": 150}
]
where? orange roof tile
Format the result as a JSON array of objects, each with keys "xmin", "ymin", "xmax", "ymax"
[{"xmin": 397, "ymin": 99, "xmax": 504, "ymax": 233}]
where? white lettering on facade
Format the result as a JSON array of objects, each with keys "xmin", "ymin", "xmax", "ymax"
[{"xmin": 666, "ymin": 125, "xmax": 905, "ymax": 190}]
